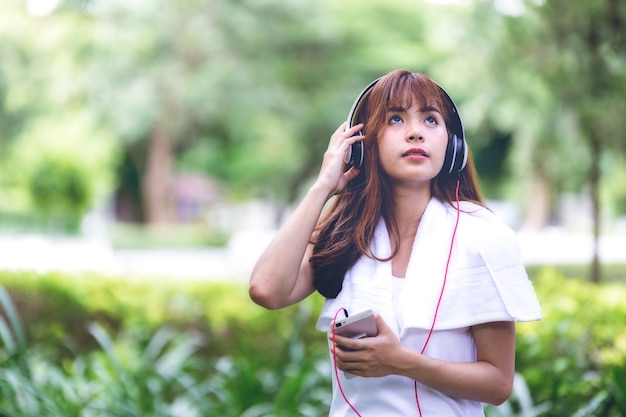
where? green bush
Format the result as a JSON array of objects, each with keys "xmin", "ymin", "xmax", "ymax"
[
  {"xmin": 0, "ymin": 274, "xmax": 329, "ymax": 416},
  {"xmin": 513, "ymin": 267, "xmax": 626, "ymax": 416},
  {"xmin": 5, "ymin": 111, "xmax": 118, "ymax": 234},
  {"xmin": 0, "ymin": 270, "xmax": 326, "ymax": 360},
  {"xmin": 0, "ymin": 267, "xmax": 625, "ymax": 416},
  {"xmin": 110, "ymin": 223, "xmax": 229, "ymax": 249}
]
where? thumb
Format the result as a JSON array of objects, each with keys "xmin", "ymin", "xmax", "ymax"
[{"xmin": 373, "ymin": 313, "xmax": 391, "ymax": 336}]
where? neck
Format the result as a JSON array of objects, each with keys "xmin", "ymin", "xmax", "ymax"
[{"xmin": 392, "ymin": 184, "xmax": 431, "ymax": 238}]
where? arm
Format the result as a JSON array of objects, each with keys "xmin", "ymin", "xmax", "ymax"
[
  {"xmin": 333, "ymin": 315, "xmax": 515, "ymax": 405},
  {"xmin": 249, "ymin": 123, "xmax": 364, "ymax": 310}
]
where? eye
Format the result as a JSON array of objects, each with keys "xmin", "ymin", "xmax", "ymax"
[
  {"xmin": 389, "ymin": 115, "xmax": 403, "ymax": 124},
  {"xmin": 425, "ymin": 115, "xmax": 438, "ymax": 125}
]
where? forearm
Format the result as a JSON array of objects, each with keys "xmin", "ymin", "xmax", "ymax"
[
  {"xmin": 394, "ymin": 347, "xmax": 513, "ymax": 405},
  {"xmin": 250, "ymin": 122, "xmax": 364, "ymax": 309},
  {"xmin": 249, "ymin": 182, "xmax": 332, "ymax": 309}
]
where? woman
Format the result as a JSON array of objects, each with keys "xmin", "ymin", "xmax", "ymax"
[{"xmin": 249, "ymin": 69, "xmax": 541, "ymax": 416}]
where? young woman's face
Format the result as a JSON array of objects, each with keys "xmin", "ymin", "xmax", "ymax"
[{"xmin": 377, "ymin": 101, "xmax": 448, "ymax": 186}]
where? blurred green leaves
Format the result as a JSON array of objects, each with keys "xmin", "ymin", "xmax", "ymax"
[
  {"xmin": 1, "ymin": 0, "xmax": 626, "ymax": 232},
  {"xmin": 2, "ymin": 267, "xmax": 626, "ymax": 416},
  {"xmin": 10, "ymin": 113, "xmax": 118, "ymax": 226},
  {"xmin": 0, "ymin": 4, "xmax": 118, "ymax": 230}
]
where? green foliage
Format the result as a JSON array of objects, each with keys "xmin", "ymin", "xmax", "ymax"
[
  {"xmin": 110, "ymin": 222, "xmax": 229, "ymax": 249},
  {"xmin": 0, "ymin": 272, "xmax": 329, "ymax": 416},
  {"xmin": 10, "ymin": 112, "xmax": 118, "ymax": 230},
  {"xmin": 484, "ymin": 373, "xmax": 551, "ymax": 417},
  {"xmin": 515, "ymin": 268, "xmax": 626, "ymax": 416},
  {"xmin": 0, "ymin": 287, "xmax": 27, "ymax": 358},
  {"xmin": 2, "ymin": 0, "xmax": 626, "ymax": 229},
  {"xmin": 601, "ymin": 154, "xmax": 626, "ymax": 218},
  {"xmin": 0, "ymin": 5, "xmax": 117, "ymax": 230},
  {"xmin": 28, "ymin": 156, "xmax": 90, "ymax": 216},
  {"xmin": 1, "ymin": 267, "xmax": 626, "ymax": 415},
  {"xmin": 0, "ymin": 270, "xmax": 325, "ymax": 356},
  {"xmin": 205, "ymin": 304, "xmax": 330, "ymax": 417}
]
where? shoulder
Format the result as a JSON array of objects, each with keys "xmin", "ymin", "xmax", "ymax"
[
  {"xmin": 429, "ymin": 198, "xmax": 519, "ymax": 253},
  {"xmin": 455, "ymin": 201, "xmax": 516, "ymax": 241},
  {"xmin": 440, "ymin": 200, "xmax": 521, "ymax": 263},
  {"xmin": 452, "ymin": 201, "xmax": 524, "ymax": 270}
]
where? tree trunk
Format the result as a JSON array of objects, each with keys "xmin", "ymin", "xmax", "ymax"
[
  {"xmin": 522, "ymin": 168, "xmax": 551, "ymax": 231},
  {"xmin": 589, "ymin": 133, "xmax": 601, "ymax": 283},
  {"xmin": 142, "ymin": 124, "xmax": 173, "ymax": 224},
  {"xmin": 586, "ymin": 15, "xmax": 603, "ymax": 284}
]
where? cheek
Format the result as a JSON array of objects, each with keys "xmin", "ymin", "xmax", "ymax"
[
  {"xmin": 376, "ymin": 134, "xmax": 388, "ymax": 150},
  {"xmin": 376, "ymin": 148, "xmax": 393, "ymax": 175},
  {"xmin": 430, "ymin": 136, "xmax": 449, "ymax": 171}
]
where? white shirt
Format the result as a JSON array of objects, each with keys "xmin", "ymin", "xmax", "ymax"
[{"xmin": 316, "ymin": 198, "xmax": 542, "ymax": 417}]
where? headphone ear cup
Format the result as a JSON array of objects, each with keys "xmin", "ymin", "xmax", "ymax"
[
  {"xmin": 344, "ymin": 134, "xmax": 364, "ymax": 168},
  {"xmin": 345, "ymin": 78, "xmax": 381, "ymax": 169},
  {"xmin": 351, "ymin": 137, "xmax": 364, "ymax": 168},
  {"xmin": 458, "ymin": 137, "xmax": 468, "ymax": 172},
  {"xmin": 443, "ymin": 134, "xmax": 468, "ymax": 174}
]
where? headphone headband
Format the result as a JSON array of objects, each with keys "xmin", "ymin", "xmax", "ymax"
[{"xmin": 345, "ymin": 77, "xmax": 381, "ymax": 132}]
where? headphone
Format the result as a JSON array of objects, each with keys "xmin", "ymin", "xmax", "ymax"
[{"xmin": 344, "ymin": 76, "xmax": 468, "ymax": 175}]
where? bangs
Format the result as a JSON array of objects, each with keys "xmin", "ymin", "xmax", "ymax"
[{"xmin": 385, "ymin": 72, "xmax": 448, "ymax": 118}]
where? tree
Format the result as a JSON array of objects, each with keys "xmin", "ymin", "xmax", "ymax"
[
  {"xmin": 488, "ymin": 0, "xmax": 626, "ymax": 282},
  {"xmin": 75, "ymin": 0, "xmax": 528, "ymax": 226},
  {"xmin": 85, "ymin": 0, "xmax": 354, "ymax": 222},
  {"xmin": 84, "ymin": 0, "xmax": 226, "ymax": 224},
  {"xmin": 0, "ymin": 4, "xmax": 118, "ymax": 231}
]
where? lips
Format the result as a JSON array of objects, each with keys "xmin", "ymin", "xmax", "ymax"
[{"xmin": 402, "ymin": 148, "xmax": 428, "ymax": 157}]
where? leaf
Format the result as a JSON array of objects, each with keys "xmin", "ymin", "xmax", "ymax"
[
  {"xmin": 87, "ymin": 322, "xmax": 122, "ymax": 376},
  {"xmin": 0, "ymin": 287, "xmax": 26, "ymax": 350}
]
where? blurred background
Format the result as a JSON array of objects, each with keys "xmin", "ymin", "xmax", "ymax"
[
  {"xmin": 0, "ymin": 0, "xmax": 625, "ymax": 416},
  {"xmin": 1, "ymin": 0, "xmax": 626, "ymax": 279}
]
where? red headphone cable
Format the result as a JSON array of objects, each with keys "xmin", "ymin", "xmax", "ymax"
[
  {"xmin": 414, "ymin": 178, "xmax": 462, "ymax": 416},
  {"xmin": 332, "ymin": 178, "xmax": 462, "ymax": 416},
  {"xmin": 331, "ymin": 308, "xmax": 363, "ymax": 417}
]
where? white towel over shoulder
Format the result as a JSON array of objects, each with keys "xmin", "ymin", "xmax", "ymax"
[{"xmin": 317, "ymin": 198, "xmax": 542, "ymax": 334}]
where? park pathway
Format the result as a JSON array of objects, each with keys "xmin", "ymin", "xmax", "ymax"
[{"xmin": 0, "ymin": 229, "xmax": 624, "ymax": 280}]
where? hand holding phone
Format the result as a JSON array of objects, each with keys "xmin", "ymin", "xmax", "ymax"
[{"xmin": 332, "ymin": 309, "xmax": 378, "ymax": 351}]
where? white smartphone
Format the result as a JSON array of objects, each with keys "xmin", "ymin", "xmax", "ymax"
[{"xmin": 333, "ymin": 309, "xmax": 378, "ymax": 339}]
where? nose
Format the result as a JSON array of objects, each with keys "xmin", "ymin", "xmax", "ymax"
[
  {"xmin": 406, "ymin": 121, "xmax": 423, "ymax": 142},
  {"xmin": 407, "ymin": 130, "xmax": 424, "ymax": 142}
]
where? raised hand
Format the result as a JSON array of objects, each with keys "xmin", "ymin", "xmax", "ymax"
[{"xmin": 315, "ymin": 122, "xmax": 365, "ymax": 197}]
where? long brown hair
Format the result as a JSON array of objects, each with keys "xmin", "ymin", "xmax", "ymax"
[{"xmin": 310, "ymin": 70, "xmax": 484, "ymax": 298}]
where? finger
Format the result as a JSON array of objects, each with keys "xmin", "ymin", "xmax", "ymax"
[
  {"xmin": 332, "ymin": 132, "xmax": 365, "ymax": 163},
  {"xmin": 329, "ymin": 334, "xmax": 360, "ymax": 354},
  {"xmin": 373, "ymin": 313, "xmax": 389, "ymax": 334},
  {"xmin": 342, "ymin": 166, "xmax": 361, "ymax": 182},
  {"xmin": 329, "ymin": 334, "xmax": 351, "ymax": 349},
  {"xmin": 339, "ymin": 361, "xmax": 363, "ymax": 374},
  {"xmin": 331, "ymin": 122, "xmax": 363, "ymax": 143},
  {"xmin": 344, "ymin": 122, "xmax": 364, "ymax": 137},
  {"xmin": 335, "ymin": 352, "xmax": 363, "ymax": 367}
]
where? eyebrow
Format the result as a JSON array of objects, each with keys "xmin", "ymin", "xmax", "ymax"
[
  {"xmin": 387, "ymin": 105, "xmax": 442, "ymax": 114},
  {"xmin": 420, "ymin": 105, "xmax": 442, "ymax": 114}
]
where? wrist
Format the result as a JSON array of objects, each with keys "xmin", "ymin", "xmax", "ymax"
[
  {"xmin": 309, "ymin": 180, "xmax": 336, "ymax": 201},
  {"xmin": 393, "ymin": 346, "xmax": 424, "ymax": 379}
]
